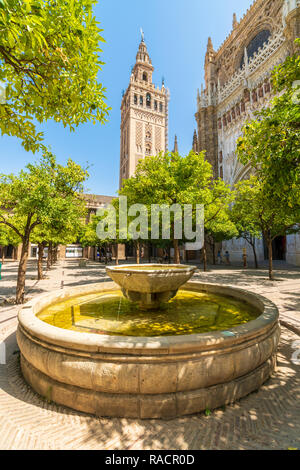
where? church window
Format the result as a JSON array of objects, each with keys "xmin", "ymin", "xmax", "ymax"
[
  {"xmin": 134, "ymin": 94, "xmax": 137, "ymax": 105},
  {"xmin": 154, "ymin": 100, "xmax": 158, "ymax": 111},
  {"xmin": 264, "ymin": 81, "xmax": 271, "ymax": 94},
  {"xmin": 240, "ymin": 30, "xmax": 271, "ymax": 69},
  {"xmin": 159, "ymin": 102, "xmax": 163, "ymax": 113},
  {"xmin": 146, "ymin": 93, "xmax": 151, "ymax": 108},
  {"xmin": 140, "ymin": 96, "xmax": 143, "ymax": 106},
  {"xmin": 143, "ymin": 72, "xmax": 148, "ymax": 82}
]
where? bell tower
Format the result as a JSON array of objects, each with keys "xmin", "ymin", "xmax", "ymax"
[{"xmin": 119, "ymin": 34, "xmax": 169, "ymax": 188}]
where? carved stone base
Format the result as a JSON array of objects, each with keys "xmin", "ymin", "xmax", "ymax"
[{"xmin": 121, "ymin": 288, "xmax": 178, "ymax": 309}]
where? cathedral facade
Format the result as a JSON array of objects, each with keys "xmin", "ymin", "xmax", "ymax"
[
  {"xmin": 119, "ymin": 38, "xmax": 169, "ymax": 188},
  {"xmin": 195, "ymin": 0, "xmax": 300, "ymax": 266}
]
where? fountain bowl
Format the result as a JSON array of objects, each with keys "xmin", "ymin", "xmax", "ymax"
[
  {"xmin": 106, "ymin": 264, "xmax": 198, "ymax": 309},
  {"xmin": 17, "ymin": 280, "xmax": 280, "ymax": 419}
]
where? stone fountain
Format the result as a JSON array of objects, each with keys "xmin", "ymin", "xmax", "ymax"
[
  {"xmin": 17, "ymin": 263, "xmax": 280, "ymax": 419},
  {"xmin": 106, "ymin": 264, "xmax": 197, "ymax": 309}
]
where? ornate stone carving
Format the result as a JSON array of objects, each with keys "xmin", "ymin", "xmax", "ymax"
[
  {"xmin": 136, "ymin": 121, "xmax": 143, "ymax": 148},
  {"xmin": 155, "ymin": 126, "xmax": 162, "ymax": 152}
]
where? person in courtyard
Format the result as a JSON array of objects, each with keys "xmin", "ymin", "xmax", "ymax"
[
  {"xmin": 217, "ymin": 250, "xmax": 222, "ymax": 265},
  {"xmin": 225, "ymin": 250, "xmax": 231, "ymax": 265}
]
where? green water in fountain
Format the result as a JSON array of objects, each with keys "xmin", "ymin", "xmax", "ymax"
[{"xmin": 37, "ymin": 290, "xmax": 260, "ymax": 337}]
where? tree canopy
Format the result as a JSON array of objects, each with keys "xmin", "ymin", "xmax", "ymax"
[
  {"xmin": 0, "ymin": 0, "xmax": 109, "ymax": 151},
  {"xmin": 237, "ymin": 39, "xmax": 300, "ymax": 208},
  {"xmin": 118, "ymin": 151, "xmax": 235, "ymax": 267},
  {"xmin": 233, "ymin": 175, "xmax": 299, "ymax": 279}
]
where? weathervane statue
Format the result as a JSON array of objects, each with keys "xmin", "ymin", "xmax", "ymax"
[{"xmin": 140, "ymin": 27, "xmax": 145, "ymax": 42}]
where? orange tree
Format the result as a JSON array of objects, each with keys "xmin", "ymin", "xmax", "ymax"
[
  {"xmin": 0, "ymin": 0, "xmax": 109, "ymax": 152},
  {"xmin": 0, "ymin": 152, "xmax": 88, "ymax": 303}
]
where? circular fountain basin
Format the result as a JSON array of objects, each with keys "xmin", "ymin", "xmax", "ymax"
[
  {"xmin": 17, "ymin": 281, "xmax": 280, "ymax": 419},
  {"xmin": 106, "ymin": 264, "xmax": 197, "ymax": 309}
]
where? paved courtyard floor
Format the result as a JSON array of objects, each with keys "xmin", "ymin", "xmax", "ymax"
[{"xmin": 0, "ymin": 260, "xmax": 299, "ymax": 450}]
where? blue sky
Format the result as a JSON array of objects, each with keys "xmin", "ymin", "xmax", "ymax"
[{"xmin": 0, "ymin": 0, "xmax": 253, "ymax": 197}]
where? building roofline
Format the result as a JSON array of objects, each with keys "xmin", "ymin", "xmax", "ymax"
[{"xmin": 215, "ymin": 0, "xmax": 275, "ymax": 57}]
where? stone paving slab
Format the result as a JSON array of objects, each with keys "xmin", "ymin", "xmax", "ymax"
[
  {"xmin": 0, "ymin": 327, "xmax": 299, "ymax": 450},
  {"xmin": 0, "ymin": 260, "xmax": 299, "ymax": 450}
]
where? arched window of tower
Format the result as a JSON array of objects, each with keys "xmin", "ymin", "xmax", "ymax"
[
  {"xmin": 145, "ymin": 144, "xmax": 151, "ymax": 155},
  {"xmin": 146, "ymin": 93, "xmax": 151, "ymax": 108},
  {"xmin": 143, "ymin": 72, "xmax": 148, "ymax": 82}
]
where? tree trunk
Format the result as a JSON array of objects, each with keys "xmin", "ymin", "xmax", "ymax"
[
  {"xmin": 53, "ymin": 246, "xmax": 58, "ymax": 263},
  {"xmin": 0, "ymin": 246, "xmax": 4, "ymax": 264},
  {"xmin": 251, "ymin": 242, "xmax": 258, "ymax": 269},
  {"xmin": 47, "ymin": 242, "xmax": 53, "ymax": 269},
  {"xmin": 16, "ymin": 239, "xmax": 29, "ymax": 304},
  {"xmin": 212, "ymin": 242, "xmax": 216, "ymax": 265},
  {"xmin": 37, "ymin": 242, "xmax": 45, "ymax": 280},
  {"xmin": 115, "ymin": 244, "xmax": 119, "ymax": 265},
  {"xmin": 173, "ymin": 239, "xmax": 180, "ymax": 264},
  {"xmin": 50, "ymin": 244, "xmax": 55, "ymax": 265},
  {"xmin": 136, "ymin": 241, "xmax": 140, "ymax": 264},
  {"xmin": 268, "ymin": 239, "xmax": 274, "ymax": 280},
  {"xmin": 203, "ymin": 239, "xmax": 207, "ymax": 272},
  {"xmin": 47, "ymin": 245, "xmax": 51, "ymax": 269},
  {"xmin": 52, "ymin": 246, "xmax": 55, "ymax": 263}
]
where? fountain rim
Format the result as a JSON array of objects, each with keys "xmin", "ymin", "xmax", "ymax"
[
  {"xmin": 106, "ymin": 263, "xmax": 198, "ymax": 274},
  {"xmin": 18, "ymin": 281, "xmax": 279, "ymax": 356}
]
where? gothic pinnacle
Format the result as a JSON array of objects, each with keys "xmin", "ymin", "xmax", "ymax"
[
  {"xmin": 192, "ymin": 130, "xmax": 198, "ymax": 153},
  {"xmin": 173, "ymin": 135, "xmax": 178, "ymax": 153},
  {"xmin": 233, "ymin": 13, "xmax": 238, "ymax": 29},
  {"xmin": 207, "ymin": 37, "xmax": 214, "ymax": 52}
]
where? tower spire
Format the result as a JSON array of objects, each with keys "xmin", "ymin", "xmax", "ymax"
[
  {"xmin": 132, "ymin": 33, "xmax": 154, "ymax": 83},
  {"xmin": 136, "ymin": 37, "xmax": 151, "ymax": 64}
]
